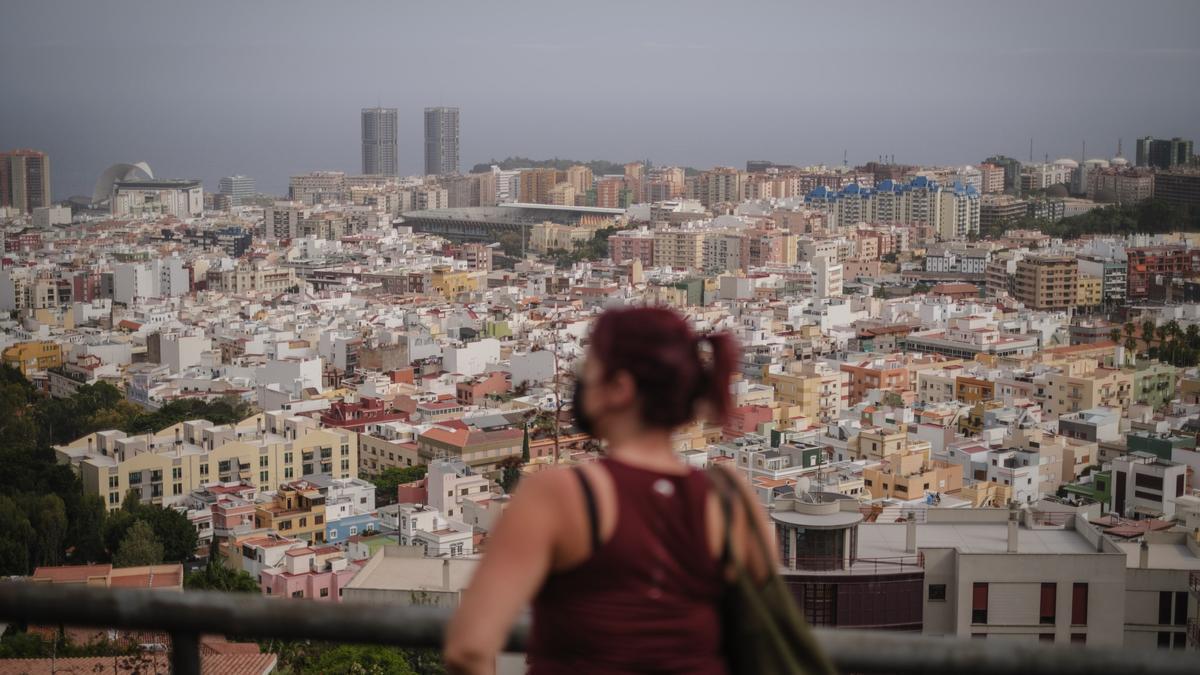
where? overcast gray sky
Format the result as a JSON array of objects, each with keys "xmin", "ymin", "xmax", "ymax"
[{"xmin": 2, "ymin": 0, "xmax": 1198, "ymax": 197}]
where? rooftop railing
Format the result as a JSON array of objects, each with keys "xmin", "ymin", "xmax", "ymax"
[{"xmin": 0, "ymin": 583, "xmax": 1195, "ymax": 675}]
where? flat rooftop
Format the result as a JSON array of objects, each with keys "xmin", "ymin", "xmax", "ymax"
[{"xmin": 859, "ymin": 522, "xmax": 1100, "ymax": 558}]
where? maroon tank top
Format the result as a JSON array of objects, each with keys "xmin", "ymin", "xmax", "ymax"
[{"xmin": 527, "ymin": 457, "xmax": 728, "ymax": 674}]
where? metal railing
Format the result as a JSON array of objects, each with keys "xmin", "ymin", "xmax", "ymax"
[{"xmin": 0, "ymin": 583, "xmax": 1196, "ymax": 675}]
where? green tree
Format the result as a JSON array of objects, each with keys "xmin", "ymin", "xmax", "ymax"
[
  {"xmin": 306, "ymin": 644, "xmax": 416, "ymax": 675},
  {"xmin": 67, "ymin": 494, "xmax": 107, "ymax": 563},
  {"xmin": 113, "ymin": 519, "xmax": 163, "ymax": 567},
  {"xmin": 369, "ymin": 466, "xmax": 428, "ymax": 507},
  {"xmin": 498, "ymin": 456, "xmax": 522, "ymax": 494},
  {"xmin": 0, "ymin": 495, "xmax": 34, "ymax": 574},
  {"xmin": 185, "ymin": 562, "xmax": 260, "ymax": 592},
  {"xmin": 30, "ymin": 494, "xmax": 68, "ymax": 567}
]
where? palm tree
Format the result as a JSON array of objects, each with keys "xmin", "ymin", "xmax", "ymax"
[
  {"xmin": 1108, "ymin": 328, "xmax": 1122, "ymax": 345},
  {"xmin": 1141, "ymin": 320, "xmax": 1156, "ymax": 351},
  {"xmin": 1123, "ymin": 337, "xmax": 1138, "ymax": 366}
]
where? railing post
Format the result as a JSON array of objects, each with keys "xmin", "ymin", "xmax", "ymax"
[{"xmin": 171, "ymin": 632, "xmax": 201, "ymax": 675}]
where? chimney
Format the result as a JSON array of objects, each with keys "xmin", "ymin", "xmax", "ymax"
[
  {"xmin": 442, "ymin": 558, "xmax": 451, "ymax": 590},
  {"xmin": 1139, "ymin": 540, "xmax": 1150, "ymax": 569},
  {"xmin": 1007, "ymin": 503, "xmax": 1019, "ymax": 554},
  {"xmin": 905, "ymin": 516, "xmax": 918, "ymax": 554}
]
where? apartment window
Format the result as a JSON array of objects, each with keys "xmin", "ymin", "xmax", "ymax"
[
  {"xmin": 172, "ymin": 483, "xmax": 182, "ymax": 496},
  {"xmin": 292, "ymin": 591, "xmax": 303, "ymax": 598},
  {"xmin": 150, "ymin": 470, "xmax": 163, "ymax": 482},
  {"xmin": 259, "ymin": 456, "xmax": 269, "ymax": 468},
  {"xmin": 330, "ymin": 529, "xmax": 338, "ymax": 540},
  {"xmin": 1071, "ymin": 583, "xmax": 1088, "ymax": 625},
  {"xmin": 303, "ymin": 464, "xmax": 313, "ymax": 475},
  {"xmin": 315, "ymin": 515, "xmax": 323, "ymax": 525},
  {"xmin": 108, "ymin": 492, "xmax": 119, "ymax": 505},
  {"xmin": 341, "ymin": 444, "xmax": 350, "ymax": 456},
  {"xmin": 928, "ymin": 584, "xmax": 946, "ymax": 601},
  {"xmin": 218, "ymin": 460, "xmax": 231, "ymax": 473},
  {"xmin": 320, "ymin": 588, "xmax": 329, "ymax": 598},
  {"xmin": 1040, "ymin": 583, "xmax": 1056, "ymax": 624},
  {"xmin": 108, "ymin": 476, "xmax": 119, "ymax": 489},
  {"xmin": 284, "ymin": 452, "xmax": 293, "ymax": 464},
  {"xmin": 172, "ymin": 467, "xmax": 182, "ymax": 480},
  {"xmin": 972, "ymin": 583, "xmax": 988, "ymax": 624},
  {"xmin": 320, "ymin": 447, "xmax": 332, "ymax": 459},
  {"xmin": 299, "ymin": 517, "xmax": 307, "ymax": 528},
  {"xmin": 450, "ymin": 542, "xmax": 464, "ymax": 557},
  {"xmin": 349, "ymin": 526, "xmax": 358, "ymax": 536},
  {"xmin": 285, "ymin": 467, "xmax": 294, "ymax": 479},
  {"xmin": 260, "ymin": 470, "xmax": 269, "ymax": 483},
  {"xmin": 279, "ymin": 520, "xmax": 292, "ymax": 530},
  {"xmin": 340, "ymin": 459, "xmax": 349, "ymax": 472},
  {"xmin": 199, "ymin": 464, "xmax": 208, "ymax": 476}
]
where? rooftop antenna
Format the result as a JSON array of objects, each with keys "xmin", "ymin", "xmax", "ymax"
[
  {"xmin": 843, "ymin": 149, "xmax": 848, "ymax": 167},
  {"xmin": 1029, "ymin": 138, "xmax": 1034, "ymax": 163}
]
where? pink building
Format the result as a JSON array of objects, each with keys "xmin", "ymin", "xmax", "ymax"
[
  {"xmin": 609, "ymin": 228, "xmax": 655, "ymax": 266},
  {"xmin": 722, "ymin": 405, "xmax": 775, "ymax": 441},
  {"xmin": 260, "ymin": 546, "xmax": 362, "ymax": 601}
]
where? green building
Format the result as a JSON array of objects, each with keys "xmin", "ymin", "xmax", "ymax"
[
  {"xmin": 1061, "ymin": 469, "xmax": 1113, "ymax": 512},
  {"xmin": 1125, "ymin": 430, "xmax": 1195, "ymax": 461},
  {"xmin": 1129, "ymin": 361, "xmax": 1177, "ymax": 410}
]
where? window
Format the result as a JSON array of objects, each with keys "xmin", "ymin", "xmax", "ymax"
[
  {"xmin": 341, "ymin": 459, "xmax": 349, "ymax": 471},
  {"xmin": 320, "ymin": 588, "xmax": 329, "ymax": 597},
  {"xmin": 108, "ymin": 476, "xmax": 119, "ymax": 489},
  {"xmin": 299, "ymin": 517, "xmax": 307, "ymax": 527},
  {"xmin": 171, "ymin": 467, "xmax": 182, "ymax": 480},
  {"xmin": 108, "ymin": 492, "xmax": 119, "ymax": 505},
  {"xmin": 341, "ymin": 444, "xmax": 350, "ymax": 456},
  {"xmin": 218, "ymin": 460, "xmax": 231, "ymax": 473},
  {"xmin": 285, "ymin": 467, "xmax": 294, "ymax": 479},
  {"xmin": 172, "ymin": 483, "xmax": 182, "ymax": 495},
  {"xmin": 349, "ymin": 526, "xmax": 358, "ymax": 536},
  {"xmin": 1036, "ymin": 582, "xmax": 1057, "ymax": 624},
  {"xmin": 1071, "ymin": 583, "xmax": 1088, "ymax": 625},
  {"xmin": 314, "ymin": 515, "xmax": 323, "ymax": 525},
  {"xmin": 330, "ymin": 529, "xmax": 338, "ymax": 540},
  {"xmin": 461, "ymin": 488, "xmax": 469, "ymax": 496},
  {"xmin": 260, "ymin": 456, "xmax": 269, "ymax": 468},
  {"xmin": 292, "ymin": 591, "xmax": 303, "ymax": 598},
  {"xmin": 972, "ymin": 583, "xmax": 988, "ymax": 624},
  {"xmin": 284, "ymin": 452, "xmax": 293, "ymax": 464}
]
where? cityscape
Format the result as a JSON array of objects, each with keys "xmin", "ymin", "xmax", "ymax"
[{"xmin": 2, "ymin": 1, "xmax": 1200, "ymax": 674}]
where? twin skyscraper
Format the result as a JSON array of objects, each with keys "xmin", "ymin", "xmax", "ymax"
[{"xmin": 361, "ymin": 106, "xmax": 459, "ymax": 177}]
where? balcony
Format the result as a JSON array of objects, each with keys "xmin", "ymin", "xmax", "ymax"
[{"xmin": 1, "ymin": 584, "xmax": 1195, "ymax": 675}]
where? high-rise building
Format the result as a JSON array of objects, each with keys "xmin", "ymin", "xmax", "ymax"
[
  {"xmin": 424, "ymin": 107, "xmax": 460, "ymax": 176},
  {"xmin": 0, "ymin": 149, "xmax": 51, "ymax": 213},
  {"xmin": 1136, "ymin": 136, "xmax": 1193, "ymax": 170},
  {"xmin": 1153, "ymin": 169, "xmax": 1200, "ymax": 208},
  {"xmin": 361, "ymin": 107, "xmax": 398, "ymax": 176},
  {"xmin": 217, "ymin": 175, "xmax": 256, "ymax": 206},
  {"xmin": 518, "ymin": 168, "xmax": 558, "ymax": 204},
  {"xmin": 982, "ymin": 155, "xmax": 1021, "ymax": 193},
  {"xmin": 1014, "ymin": 256, "xmax": 1078, "ymax": 310}
]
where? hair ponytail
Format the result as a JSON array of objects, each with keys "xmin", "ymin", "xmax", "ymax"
[{"xmin": 695, "ymin": 332, "xmax": 737, "ymax": 425}]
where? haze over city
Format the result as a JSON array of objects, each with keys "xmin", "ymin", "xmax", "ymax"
[
  {"xmin": 3, "ymin": 0, "xmax": 1200, "ymax": 196},
  {"xmin": 4, "ymin": 1, "xmax": 1200, "ymax": 673}
]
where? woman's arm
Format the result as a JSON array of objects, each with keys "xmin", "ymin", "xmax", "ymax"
[{"xmin": 444, "ymin": 471, "xmax": 562, "ymax": 674}]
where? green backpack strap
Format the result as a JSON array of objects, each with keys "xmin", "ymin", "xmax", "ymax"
[{"xmin": 708, "ymin": 466, "xmax": 839, "ymax": 675}]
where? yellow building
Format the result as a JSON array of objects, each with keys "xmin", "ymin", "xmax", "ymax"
[
  {"xmin": 862, "ymin": 451, "xmax": 962, "ymax": 501},
  {"xmin": 1076, "ymin": 274, "xmax": 1102, "ymax": 308},
  {"xmin": 652, "ymin": 228, "xmax": 706, "ymax": 270},
  {"xmin": 428, "ymin": 266, "xmax": 479, "ymax": 300},
  {"xmin": 1036, "ymin": 359, "xmax": 1131, "ymax": 418},
  {"xmin": 764, "ymin": 361, "xmax": 846, "ymax": 425},
  {"xmin": 565, "ymin": 165, "xmax": 594, "ymax": 196},
  {"xmin": 254, "ymin": 480, "xmax": 328, "ymax": 544},
  {"xmin": 530, "ymin": 221, "xmax": 595, "ymax": 253},
  {"xmin": 548, "ymin": 182, "xmax": 577, "ymax": 207},
  {"xmin": 55, "ymin": 412, "xmax": 358, "ymax": 512},
  {"xmin": 2, "ymin": 340, "xmax": 62, "ymax": 376}
]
